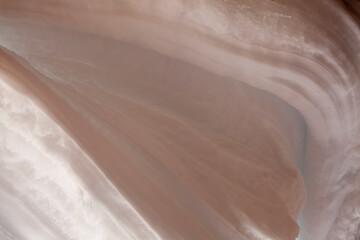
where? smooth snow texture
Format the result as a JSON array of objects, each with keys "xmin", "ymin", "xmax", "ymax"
[
  {"xmin": 0, "ymin": 77, "xmax": 162, "ymax": 240},
  {"xmin": 0, "ymin": 0, "xmax": 359, "ymax": 239}
]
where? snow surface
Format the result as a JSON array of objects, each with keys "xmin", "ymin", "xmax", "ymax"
[{"xmin": 0, "ymin": 0, "xmax": 359, "ymax": 239}]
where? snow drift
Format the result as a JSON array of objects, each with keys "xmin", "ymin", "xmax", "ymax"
[{"xmin": 0, "ymin": 0, "xmax": 359, "ymax": 239}]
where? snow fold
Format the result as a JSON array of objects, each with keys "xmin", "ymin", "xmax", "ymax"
[{"xmin": 0, "ymin": 0, "xmax": 359, "ymax": 239}]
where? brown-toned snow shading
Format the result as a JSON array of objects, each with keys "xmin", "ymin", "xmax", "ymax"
[{"xmin": 0, "ymin": 0, "xmax": 359, "ymax": 239}]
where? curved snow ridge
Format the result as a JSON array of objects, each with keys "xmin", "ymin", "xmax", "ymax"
[
  {"xmin": 0, "ymin": 0, "xmax": 359, "ymax": 239},
  {"xmin": 0, "ymin": 39, "xmax": 305, "ymax": 239}
]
